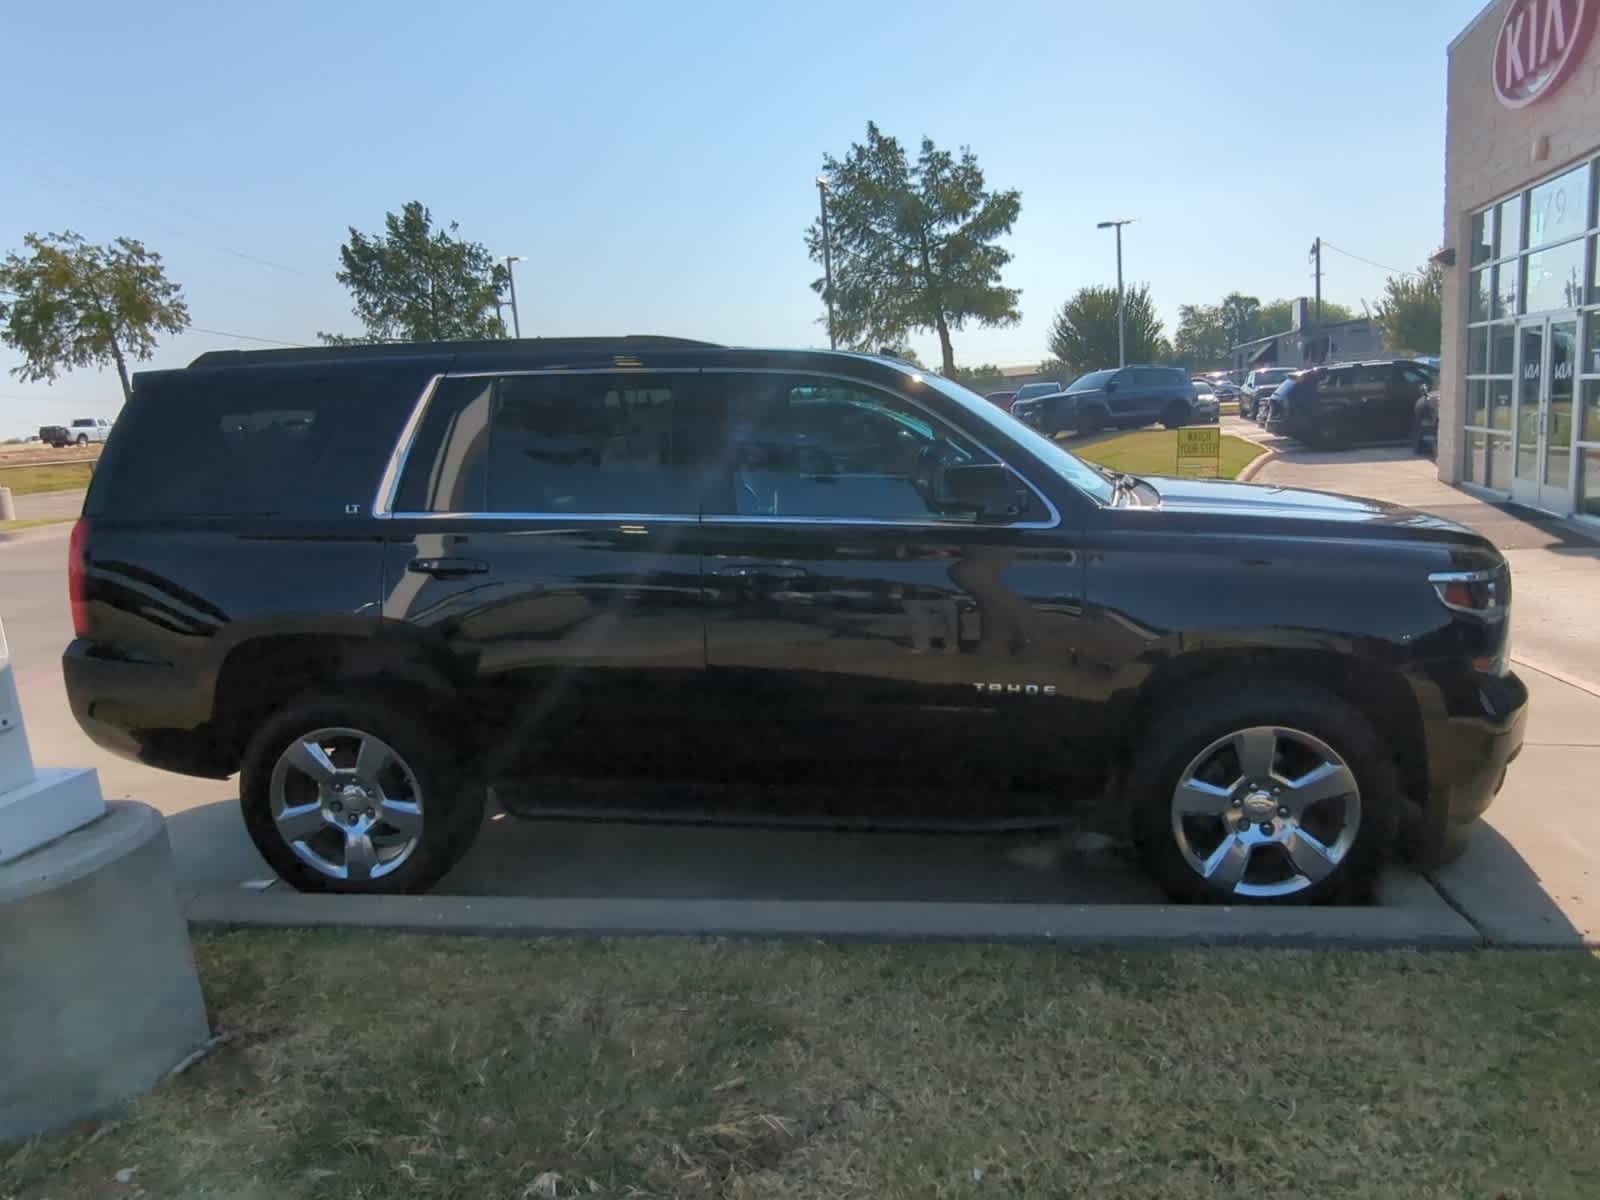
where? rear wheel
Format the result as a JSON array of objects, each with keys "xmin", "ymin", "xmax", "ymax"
[
  {"xmin": 75, "ymin": 434, "xmax": 88, "ymax": 446},
  {"xmin": 240, "ymin": 695, "xmax": 484, "ymax": 893},
  {"xmin": 1128, "ymin": 680, "xmax": 1394, "ymax": 904},
  {"xmin": 1160, "ymin": 400, "xmax": 1191, "ymax": 430}
]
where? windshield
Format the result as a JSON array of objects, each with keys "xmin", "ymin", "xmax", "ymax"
[
  {"xmin": 1254, "ymin": 370, "xmax": 1290, "ymax": 386},
  {"xmin": 1067, "ymin": 370, "xmax": 1117, "ymax": 394},
  {"xmin": 917, "ymin": 371, "xmax": 1116, "ymax": 506}
]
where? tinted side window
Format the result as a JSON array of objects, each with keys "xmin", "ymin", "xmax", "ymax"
[
  {"xmin": 88, "ymin": 365, "xmax": 428, "ymax": 519},
  {"xmin": 1354, "ymin": 364, "xmax": 1389, "ymax": 388},
  {"xmin": 487, "ymin": 373, "xmax": 714, "ymax": 516},
  {"xmin": 392, "ymin": 377, "xmax": 492, "ymax": 513},
  {"xmin": 709, "ymin": 374, "xmax": 997, "ymax": 521}
]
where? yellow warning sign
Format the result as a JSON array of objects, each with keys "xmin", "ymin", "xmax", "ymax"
[{"xmin": 1175, "ymin": 427, "xmax": 1221, "ymax": 477}]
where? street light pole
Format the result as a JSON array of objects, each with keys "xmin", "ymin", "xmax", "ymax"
[
  {"xmin": 816, "ymin": 177, "xmax": 837, "ymax": 350},
  {"xmin": 1097, "ymin": 219, "xmax": 1134, "ymax": 367},
  {"xmin": 503, "ymin": 255, "xmax": 526, "ymax": 339}
]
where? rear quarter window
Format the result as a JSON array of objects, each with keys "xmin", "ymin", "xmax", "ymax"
[{"xmin": 87, "ymin": 364, "xmax": 436, "ymax": 519}]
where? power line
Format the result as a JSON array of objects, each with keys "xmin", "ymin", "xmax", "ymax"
[
  {"xmin": 189, "ymin": 327, "xmax": 306, "ymax": 347},
  {"xmin": 1319, "ymin": 241, "xmax": 1425, "ymax": 278}
]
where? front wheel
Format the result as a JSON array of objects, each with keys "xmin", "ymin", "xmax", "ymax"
[
  {"xmin": 240, "ymin": 695, "xmax": 484, "ymax": 893},
  {"xmin": 1128, "ymin": 680, "xmax": 1394, "ymax": 904},
  {"xmin": 1160, "ymin": 401, "xmax": 1190, "ymax": 430}
]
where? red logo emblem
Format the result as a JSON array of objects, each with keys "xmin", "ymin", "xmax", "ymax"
[{"xmin": 1494, "ymin": 0, "xmax": 1596, "ymax": 108}]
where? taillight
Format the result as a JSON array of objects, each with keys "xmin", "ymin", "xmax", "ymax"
[{"xmin": 68, "ymin": 518, "xmax": 90, "ymax": 637}]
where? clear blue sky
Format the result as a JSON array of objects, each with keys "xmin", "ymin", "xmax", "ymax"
[{"xmin": 1, "ymin": 0, "xmax": 1479, "ymax": 437}]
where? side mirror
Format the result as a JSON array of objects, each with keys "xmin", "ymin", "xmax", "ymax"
[{"xmin": 934, "ymin": 463, "xmax": 1029, "ymax": 521}]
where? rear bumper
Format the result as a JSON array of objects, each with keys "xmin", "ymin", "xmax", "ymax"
[
  {"xmin": 1418, "ymin": 667, "xmax": 1528, "ymax": 862},
  {"xmin": 62, "ymin": 642, "xmax": 230, "ymax": 778}
]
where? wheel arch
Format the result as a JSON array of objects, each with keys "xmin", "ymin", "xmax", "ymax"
[{"xmin": 1117, "ymin": 647, "xmax": 1429, "ymax": 835}]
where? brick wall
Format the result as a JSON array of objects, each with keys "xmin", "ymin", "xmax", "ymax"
[{"xmin": 1440, "ymin": 0, "xmax": 1600, "ymax": 483}]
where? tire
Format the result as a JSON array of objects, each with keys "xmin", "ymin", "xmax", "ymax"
[
  {"xmin": 1127, "ymin": 678, "xmax": 1395, "ymax": 905},
  {"xmin": 75, "ymin": 435, "xmax": 88, "ymax": 446},
  {"xmin": 1160, "ymin": 401, "xmax": 1190, "ymax": 430},
  {"xmin": 240, "ymin": 694, "xmax": 485, "ymax": 894},
  {"xmin": 1311, "ymin": 416, "xmax": 1345, "ymax": 450}
]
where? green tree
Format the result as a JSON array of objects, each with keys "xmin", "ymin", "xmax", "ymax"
[
  {"xmin": 1173, "ymin": 303, "xmax": 1230, "ymax": 366},
  {"xmin": 0, "ymin": 231, "xmax": 189, "ymax": 403},
  {"xmin": 951, "ymin": 362, "xmax": 1011, "ymax": 394},
  {"xmin": 1047, "ymin": 284, "xmax": 1165, "ymax": 376},
  {"xmin": 1372, "ymin": 262, "xmax": 1443, "ymax": 356},
  {"xmin": 321, "ymin": 201, "xmax": 509, "ymax": 344},
  {"xmin": 1219, "ymin": 292, "xmax": 1263, "ymax": 346},
  {"xmin": 1257, "ymin": 297, "xmax": 1355, "ymax": 334},
  {"xmin": 807, "ymin": 122, "xmax": 1021, "ymax": 377}
]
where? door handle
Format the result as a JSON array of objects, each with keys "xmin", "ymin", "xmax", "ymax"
[
  {"xmin": 714, "ymin": 564, "xmax": 810, "ymax": 580},
  {"xmin": 408, "ymin": 556, "xmax": 489, "ymax": 578}
]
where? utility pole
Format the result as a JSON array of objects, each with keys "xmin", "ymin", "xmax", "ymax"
[
  {"xmin": 503, "ymin": 255, "xmax": 526, "ymax": 339},
  {"xmin": 1309, "ymin": 238, "xmax": 1322, "ymax": 327},
  {"xmin": 816, "ymin": 177, "xmax": 837, "ymax": 350},
  {"xmin": 1097, "ymin": 219, "xmax": 1134, "ymax": 367}
]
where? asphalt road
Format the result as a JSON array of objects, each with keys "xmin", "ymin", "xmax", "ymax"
[{"xmin": 0, "ymin": 523, "xmax": 1163, "ymax": 905}]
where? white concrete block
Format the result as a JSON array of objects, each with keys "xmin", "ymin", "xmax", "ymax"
[{"xmin": 0, "ymin": 767, "xmax": 107, "ymax": 865}]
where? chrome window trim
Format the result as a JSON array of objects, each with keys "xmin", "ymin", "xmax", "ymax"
[
  {"xmin": 372, "ymin": 373, "xmax": 444, "ymax": 518},
  {"xmin": 371, "ymin": 364, "xmax": 1063, "ymax": 530}
]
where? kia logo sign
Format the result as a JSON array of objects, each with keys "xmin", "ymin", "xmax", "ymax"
[{"xmin": 1494, "ymin": 0, "xmax": 1596, "ymax": 108}]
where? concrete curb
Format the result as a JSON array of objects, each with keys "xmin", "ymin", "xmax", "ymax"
[
  {"xmin": 1236, "ymin": 447, "xmax": 1281, "ymax": 483},
  {"xmin": 1511, "ymin": 654, "xmax": 1600, "ymax": 700},
  {"xmin": 186, "ymin": 872, "xmax": 1482, "ymax": 949}
]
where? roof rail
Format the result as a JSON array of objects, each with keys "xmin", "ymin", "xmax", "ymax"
[{"xmin": 189, "ymin": 335, "xmax": 725, "ymax": 368}]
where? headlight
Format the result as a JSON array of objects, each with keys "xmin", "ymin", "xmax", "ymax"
[{"xmin": 1429, "ymin": 566, "xmax": 1508, "ymax": 620}]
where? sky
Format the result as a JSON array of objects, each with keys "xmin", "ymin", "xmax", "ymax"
[{"xmin": 0, "ymin": 0, "xmax": 1484, "ymax": 439}]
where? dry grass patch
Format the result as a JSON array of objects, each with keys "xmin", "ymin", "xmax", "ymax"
[{"xmin": 4, "ymin": 935, "xmax": 1599, "ymax": 1199}]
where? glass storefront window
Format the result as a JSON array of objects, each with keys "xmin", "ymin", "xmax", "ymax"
[
  {"xmin": 1463, "ymin": 429, "xmax": 1487, "ymax": 483},
  {"xmin": 1493, "ymin": 262, "xmax": 1519, "ymax": 317},
  {"xmin": 1470, "ymin": 210, "xmax": 1494, "ymax": 267},
  {"xmin": 1468, "ymin": 328, "xmax": 1488, "ymax": 374},
  {"xmin": 1487, "ymin": 434, "xmax": 1513, "ymax": 488},
  {"xmin": 1583, "ymin": 380, "xmax": 1600, "ymax": 443},
  {"xmin": 1491, "ymin": 323, "xmax": 1515, "ymax": 373},
  {"xmin": 1467, "ymin": 379, "xmax": 1488, "ymax": 424},
  {"xmin": 1490, "ymin": 379, "xmax": 1514, "ymax": 430},
  {"xmin": 1586, "ymin": 312, "xmax": 1600, "ymax": 376},
  {"xmin": 1527, "ymin": 164, "xmax": 1590, "ymax": 249},
  {"xmin": 1582, "ymin": 449, "xmax": 1600, "ymax": 518},
  {"xmin": 1524, "ymin": 239, "xmax": 1587, "ymax": 313},
  {"xmin": 1496, "ymin": 195, "xmax": 1524, "ymax": 257},
  {"xmin": 1469, "ymin": 268, "xmax": 1492, "ymax": 322}
]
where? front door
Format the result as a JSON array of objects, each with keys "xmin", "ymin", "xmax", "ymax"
[
  {"xmin": 1512, "ymin": 315, "xmax": 1578, "ymax": 513},
  {"xmin": 697, "ymin": 369, "xmax": 1087, "ymax": 817}
]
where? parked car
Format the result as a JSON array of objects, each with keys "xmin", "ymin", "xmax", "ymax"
[
  {"xmin": 1414, "ymin": 389, "xmax": 1439, "ymax": 457},
  {"xmin": 1011, "ymin": 381, "xmax": 1064, "ymax": 409},
  {"xmin": 984, "ymin": 390, "xmax": 1018, "ymax": 413},
  {"xmin": 1240, "ymin": 368, "xmax": 1295, "ymax": 420},
  {"xmin": 1196, "ymin": 377, "xmax": 1241, "ymax": 403},
  {"xmin": 1266, "ymin": 360, "xmax": 1439, "ymax": 449},
  {"xmin": 64, "ymin": 338, "xmax": 1525, "ymax": 904},
  {"xmin": 1189, "ymin": 382, "xmax": 1220, "ymax": 423},
  {"xmin": 39, "ymin": 417, "xmax": 114, "ymax": 447},
  {"xmin": 1010, "ymin": 364, "xmax": 1195, "ymax": 436}
]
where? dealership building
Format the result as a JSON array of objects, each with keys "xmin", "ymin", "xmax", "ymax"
[{"xmin": 1439, "ymin": 0, "xmax": 1600, "ymax": 522}]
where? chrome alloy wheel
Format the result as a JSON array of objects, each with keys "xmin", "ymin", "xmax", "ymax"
[
  {"xmin": 268, "ymin": 727, "xmax": 424, "ymax": 881},
  {"xmin": 1170, "ymin": 725, "xmax": 1361, "ymax": 899}
]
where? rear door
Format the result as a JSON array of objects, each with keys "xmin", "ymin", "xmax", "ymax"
[
  {"xmin": 379, "ymin": 369, "xmax": 713, "ymax": 792},
  {"xmin": 1350, "ymin": 363, "xmax": 1396, "ymax": 441},
  {"xmin": 1389, "ymin": 363, "xmax": 1435, "ymax": 441},
  {"xmin": 696, "ymin": 368, "xmax": 1087, "ymax": 814}
]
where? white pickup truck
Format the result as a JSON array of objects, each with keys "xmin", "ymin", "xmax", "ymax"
[{"xmin": 39, "ymin": 417, "xmax": 114, "ymax": 447}]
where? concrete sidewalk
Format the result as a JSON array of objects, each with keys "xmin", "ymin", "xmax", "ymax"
[{"xmin": 1255, "ymin": 446, "xmax": 1600, "ymax": 945}]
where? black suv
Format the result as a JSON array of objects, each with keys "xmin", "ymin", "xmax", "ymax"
[
  {"xmin": 1266, "ymin": 360, "xmax": 1439, "ymax": 449},
  {"xmin": 1240, "ymin": 368, "xmax": 1295, "ymax": 420},
  {"xmin": 1009, "ymin": 365, "xmax": 1194, "ymax": 436},
  {"xmin": 65, "ymin": 339, "xmax": 1526, "ymax": 904}
]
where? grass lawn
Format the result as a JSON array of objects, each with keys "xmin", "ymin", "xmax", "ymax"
[
  {"xmin": 0, "ymin": 462, "xmax": 94, "ymax": 496},
  {"xmin": 4, "ymin": 935, "xmax": 1599, "ymax": 1199},
  {"xmin": 1068, "ymin": 428, "xmax": 1261, "ymax": 480}
]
